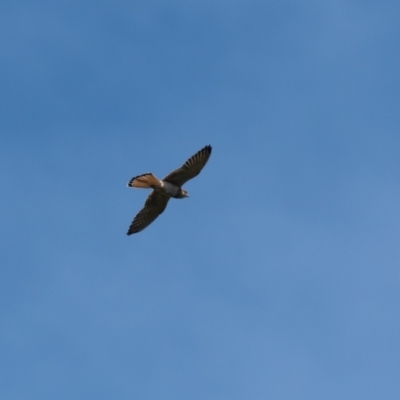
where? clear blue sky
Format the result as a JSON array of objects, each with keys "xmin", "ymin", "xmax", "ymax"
[{"xmin": 1, "ymin": 1, "xmax": 400, "ymax": 399}]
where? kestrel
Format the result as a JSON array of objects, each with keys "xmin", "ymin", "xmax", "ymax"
[{"xmin": 126, "ymin": 145, "xmax": 212, "ymax": 235}]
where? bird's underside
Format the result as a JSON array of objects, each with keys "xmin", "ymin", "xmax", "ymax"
[{"xmin": 126, "ymin": 145, "xmax": 212, "ymax": 235}]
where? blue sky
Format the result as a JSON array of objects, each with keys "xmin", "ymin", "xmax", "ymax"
[{"xmin": 1, "ymin": 1, "xmax": 400, "ymax": 399}]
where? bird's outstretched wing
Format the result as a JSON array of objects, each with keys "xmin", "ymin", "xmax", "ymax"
[
  {"xmin": 162, "ymin": 145, "xmax": 212, "ymax": 186},
  {"xmin": 127, "ymin": 190, "xmax": 170, "ymax": 235}
]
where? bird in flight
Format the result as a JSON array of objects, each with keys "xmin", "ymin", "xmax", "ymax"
[{"xmin": 126, "ymin": 145, "xmax": 212, "ymax": 235}]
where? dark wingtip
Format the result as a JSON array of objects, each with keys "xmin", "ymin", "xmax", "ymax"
[{"xmin": 127, "ymin": 226, "xmax": 138, "ymax": 235}]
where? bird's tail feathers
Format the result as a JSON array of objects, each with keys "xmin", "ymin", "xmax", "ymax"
[{"xmin": 128, "ymin": 173, "xmax": 161, "ymax": 189}]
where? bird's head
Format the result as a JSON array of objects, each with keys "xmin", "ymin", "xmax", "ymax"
[{"xmin": 181, "ymin": 189, "xmax": 189, "ymax": 198}]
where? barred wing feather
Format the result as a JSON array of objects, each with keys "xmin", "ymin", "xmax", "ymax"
[
  {"xmin": 127, "ymin": 191, "xmax": 170, "ymax": 235},
  {"xmin": 162, "ymin": 145, "xmax": 212, "ymax": 186}
]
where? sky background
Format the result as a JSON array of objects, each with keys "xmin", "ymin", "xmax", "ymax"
[{"xmin": 1, "ymin": 1, "xmax": 400, "ymax": 399}]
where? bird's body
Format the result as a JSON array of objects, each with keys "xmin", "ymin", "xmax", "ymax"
[
  {"xmin": 159, "ymin": 180, "xmax": 186, "ymax": 198},
  {"xmin": 126, "ymin": 145, "xmax": 212, "ymax": 234},
  {"xmin": 128, "ymin": 173, "xmax": 186, "ymax": 198}
]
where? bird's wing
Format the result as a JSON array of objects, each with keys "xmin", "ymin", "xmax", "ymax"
[
  {"xmin": 162, "ymin": 145, "xmax": 212, "ymax": 186},
  {"xmin": 127, "ymin": 190, "xmax": 170, "ymax": 235}
]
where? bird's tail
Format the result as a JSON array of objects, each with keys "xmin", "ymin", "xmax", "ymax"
[{"xmin": 128, "ymin": 173, "xmax": 161, "ymax": 189}]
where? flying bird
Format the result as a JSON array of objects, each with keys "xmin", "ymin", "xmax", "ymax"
[{"xmin": 126, "ymin": 145, "xmax": 212, "ymax": 235}]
